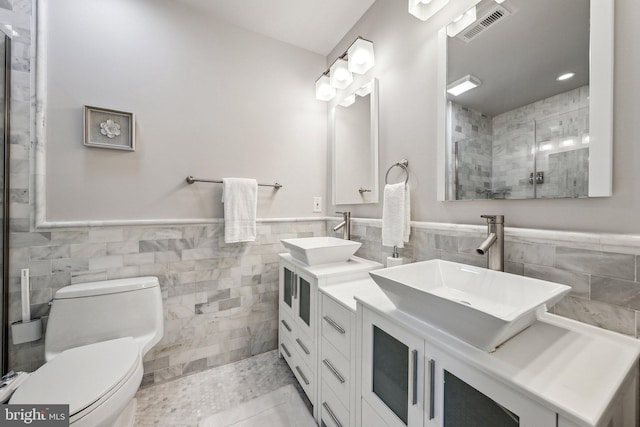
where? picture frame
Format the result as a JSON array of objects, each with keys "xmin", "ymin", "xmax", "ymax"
[{"xmin": 83, "ymin": 105, "xmax": 135, "ymax": 151}]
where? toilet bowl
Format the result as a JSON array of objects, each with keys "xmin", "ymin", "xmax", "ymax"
[{"xmin": 9, "ymin": 277, "xmax": 164, "ymax": 427}]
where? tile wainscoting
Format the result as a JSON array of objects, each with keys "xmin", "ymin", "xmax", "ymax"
[
  {"xmin": 8, "ymin": 219, "xmax": 325, "ymax": 385},
  {"xmin": 329, "ymin": 218, "xmax": 640, "ymax": 339},
  {"xmin": 9, "ymin": 217, "xmax": 640, "ymax": 385}
]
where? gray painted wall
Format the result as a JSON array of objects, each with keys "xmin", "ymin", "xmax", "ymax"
[
  {"xmin": 328, "ymin": 0, "xmax": 640, "ymax": 234},
  {"xmin": 45, "ymin": 0, "xmax": 328, "ymax": 221}
]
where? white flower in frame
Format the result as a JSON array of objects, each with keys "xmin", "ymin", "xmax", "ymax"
[{"xmin": 99, "ymin": 119, "xmax": 121, "ymax": 138}]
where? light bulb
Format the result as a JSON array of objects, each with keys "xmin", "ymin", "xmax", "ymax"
[
  {"xmin": 330, "ymin": 58, "xmax": 353, "ymax": 89},
  {"xmin": 315, "ymin": 75, "xmax": 336, "ymax": 101},
  {"xmin": 347, "ymin": 38, "xmax": 375, "ymax": 74}
]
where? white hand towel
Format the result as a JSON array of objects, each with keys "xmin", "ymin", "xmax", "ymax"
[
  {"xmin": 222, "ymin": 178, "xmax": 258, "ymax": 243},
  {"xmin": 382, "ymin": 182, "xmax": 411, "ymax": 248}
]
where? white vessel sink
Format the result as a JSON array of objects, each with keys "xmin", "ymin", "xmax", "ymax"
[
  {"xmin": 281, "ymin": 237, "xmax": 362, "ymax": 266},
  {"xmin": 369, "ymin": 260, "xmax": 571, "ymax": 351}
]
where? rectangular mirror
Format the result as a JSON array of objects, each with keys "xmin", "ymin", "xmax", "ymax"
[
  {"xmin": 437, "ymin": 0, "xmax": 613, "ymax": 201},
  {"xmin": 332, "ymin": 78, "xmax": 379, "ymax": 205}
]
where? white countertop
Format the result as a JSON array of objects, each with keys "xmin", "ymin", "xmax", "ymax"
[
  {"xmin": 354, "ymin": 289, "xmax": 640, "ymax": 427},
  {"xmin": 279, "ymin": 253, "xmax": 383, "ymax": 279}
]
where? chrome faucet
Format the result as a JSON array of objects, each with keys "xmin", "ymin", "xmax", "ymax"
[
  {"xmin": 476, "ymin": 215, "xmax": 504, "ymax": 271},
  {"xmin": 333, "ymin": 211, "xmax": 351, "ymax": 240}
]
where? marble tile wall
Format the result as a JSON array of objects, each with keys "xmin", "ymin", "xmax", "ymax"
[
  {"xmin": 329, "ymin": 219, "xmax": 640, "ymax": 338},
  {"xmin": 449, "ymin": 102, "xmax": 493, "ymax": 199},
  {"xmin": 492, "ymin": 86, "xmax": 589, "ymax": 199},
  {"xmin": 8, "ymin": 221, "xmax": 325, "ymax": 384}
]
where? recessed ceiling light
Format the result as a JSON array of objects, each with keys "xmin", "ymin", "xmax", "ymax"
[{"xmin": 557, "ymin": 72, "xmax": 575, "ymax": 81}]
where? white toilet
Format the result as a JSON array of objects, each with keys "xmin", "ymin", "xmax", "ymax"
[{"xmin": 10, "ymin": 276, "xmax": 164, "ymax": 427}]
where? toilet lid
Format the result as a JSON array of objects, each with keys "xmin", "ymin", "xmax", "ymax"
[{"xmin": 10, "ymin": 337, "xmax": 140, "ymax": 416}]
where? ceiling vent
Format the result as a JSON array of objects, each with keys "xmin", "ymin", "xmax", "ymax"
[{"xmin": 457, "ymin": 5, "xmax": 512, "ymax": 43}]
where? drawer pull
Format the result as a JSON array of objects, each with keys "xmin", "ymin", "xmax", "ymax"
[
  {"xmin": 281, "ymin": 319, "xmax": 292, "ymax": 332},
  {"xmin": 323, "ymin": 316, "xmax": 346, "ymax": 334},
  {"xmin": 428, "ymin": 358, "xmax": 435, "ymax": 419},
  {"xmin": 296, "ymin": 338, "xmax": 310, "ymax": 355},
  {"xmin": 322, "ymin": 359, "xmax": 346, "ymax": 384},
  {"xmin": 322, "ymin": 402, "xmax": 343, "ymax": 427},
  {"xmin": 295, "ymin": 366, "xmax": 310, "ymax": 385},
  {"xmin": 412, "ymin": 349, "xmax": 418, "ymax": 405},
  {"xmin": 280, "ymin": 343, "xmax": 291, "ymax": 358}
]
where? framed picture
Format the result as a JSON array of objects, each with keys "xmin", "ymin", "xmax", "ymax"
[{"xmin": 83, "ymin": 105, "xmax": 135, "ymax": 151}]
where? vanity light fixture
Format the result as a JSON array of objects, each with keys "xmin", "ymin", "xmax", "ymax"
[
  {"xmin": 447, "ymin": 74, "xmax": 481, "ymax": 96},
  {"xmin": 330, "ymin": 58, "xmax": 353, "ymax": 90},
  {"xmin": 557, "ymin": 72, "xmax": 576, "ymax": 81},
  {"xmin": 446, "ymin": 6, "xmax": 477, "ymax": 37},
  {"xmin": 559, "ymin": 138, "xmax": 576, "ymax": 147},
  {"xmin": 495, "ymin": 0, "xmax": 505, "ymax": 3},
  {"xmin": 315, "ymin": 37, "xmax": 375, "ymax": 101},
  {"xmin": 408, "ymin": 0, "xmax": 449, "ymax": 22},
  {"xmin": 348, "ymin": 38, "xmax": 375, "ymax": 74},
  {"xmin": 315, "ymin": 73, "xmax": 336, "ymax": 101}
]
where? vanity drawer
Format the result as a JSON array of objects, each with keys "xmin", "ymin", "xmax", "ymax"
[
  {"xmin": 321, "ymin": 295, "xmax": 351, "ymax": 358},
  {"xmin": 292, "ymin": 353, "xmax": 315, "ymax": 403},
  {"xmin": 293, "ymin": 328, "xmax": 315, "ymax": 368},
  {"xmin": 279, "ymin": 334, "xmax": 296, "ymax": 369},
  {"xmin": 279, "ymin": 308, "xmax": 295, "ymax": 341},
  {"xmin": 321, "ymin": 381, "xmax": 349, "ymax": 427},
  {"xmin": 321, "ymin": 338, "xmax": 350, "ymax": 406}
]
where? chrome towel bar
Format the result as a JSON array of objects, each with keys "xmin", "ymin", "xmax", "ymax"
[{"xmin": 185, "ymin": 176, "xmax": 282, "ymax": 189}]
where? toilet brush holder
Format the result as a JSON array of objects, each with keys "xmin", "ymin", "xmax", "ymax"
[{"xmin": 11, "ymin": 318, "xmax": 42, "ymax": 345}]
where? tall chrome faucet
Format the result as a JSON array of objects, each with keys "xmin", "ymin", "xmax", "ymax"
[
  {"xmin": 333, "ymin": 211, "xmax": 351, "ymax": 240},
  {"xmin": 476, "ymin": 215, "xmax": 504, "ymax": 271}
]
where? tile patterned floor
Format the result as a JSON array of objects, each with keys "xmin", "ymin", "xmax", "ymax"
[
  {"xmin": 199, "ymin": 385, "xmax": 316, "ymax": 427},
  {"xmin": 134, "ymin": 350, "xmax": 312, "ymax": 426}
]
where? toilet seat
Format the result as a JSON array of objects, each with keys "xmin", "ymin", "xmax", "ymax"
[{"xmin": 10, "ymin": 337, "xmax": 140, "ymax": 421}]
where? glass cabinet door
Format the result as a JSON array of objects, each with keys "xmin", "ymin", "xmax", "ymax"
[
  {"xmin": 444, "ymin": 370, "xmax": 519, "ymax": 427},
  {"xmin": 427, "ymin": 345, "xmax": 556, "ymax": 427},
  {"xmin": 362, "ymin": 309, "xmax": 424, "ymax": 427},
  {"xmin": 373, "ymin": 325, "xmax": 409, "ymax": 424},
  {"xmin": 298, "ymin": 276, "xmax": 311, "ymax": 326},
  {"xmin": 282, "ymin": 266, "xmax": 294, "ymax": 310},
  {"xmin": 294, "ymin": 270, "xmax": 315, "ymax": 337}
]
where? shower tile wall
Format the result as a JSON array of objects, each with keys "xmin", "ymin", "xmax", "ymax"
[
  {"xmin": 8, "ymin": 221, "xmax": 325, "ymax": 382},
  {"xmin": 449, "ymin": 102, "xmax": 493, "ymax": 199},
  {"xmin": 452, "ymin": 86, "xmax": 589, "ymax": 199},
  {"xmin": 492, "ymin": 86, "xmax": 589, "ymax": 198},
  {"xmin": 330, "ymin": 220, "xmax": 640, "ymax": 339}
]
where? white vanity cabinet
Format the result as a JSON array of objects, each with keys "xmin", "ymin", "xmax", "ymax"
[
  {"xmin": 319, "ymin": 293, "xmax": 356, "ymax": 427},
  {"xmin": 360, "ymin": 308, "xmax": 425, "ymax": 427},
  {"xmin": 278, "ymin": 254, "xmax": 382, "ymax": 422},
  {"xmin": 356, "ymin": 295, "xmax": 640, "ymax": 427},
  {"xmin": 360, "ymin": 307, "xmax": 557, "ymax": 427}
]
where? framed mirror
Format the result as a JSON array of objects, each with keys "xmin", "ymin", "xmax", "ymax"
[
  {"xmin": 436, "ymin": 0, "xmax": 613, "ymax": 201},
  {"xmin": 332, "ymin": 78, "xmax": 379, "ymax": 205}
]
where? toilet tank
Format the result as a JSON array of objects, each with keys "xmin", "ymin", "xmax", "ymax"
[{"xmin": 44, "ymin": 276, "xmax": 163, "ymax": 361}]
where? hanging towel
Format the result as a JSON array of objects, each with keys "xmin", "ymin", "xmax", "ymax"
[
  {"xmin": 222, "ymin": 178, "xmax": 258, "ymax": 243},
  {"xmin": 382, "ymin": 182, "xmax": 411, "ymax": 248}
]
